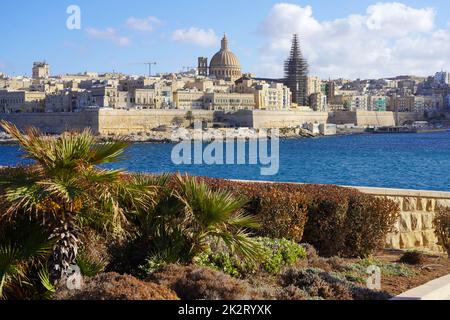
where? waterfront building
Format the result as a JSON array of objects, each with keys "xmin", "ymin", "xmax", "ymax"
[
  {"xmin": 349, "ymin": 95, "xmax": 369, "ymax": 111},
  {"xmin": 307, "ymin": 76, "xmax": 322, "ymax": 96},
  {"xmin": 284, "ymin": 34, "xmax": 309, "ymax": 106},
  {"xmin": 119, "ymin": 77, "xmax": 157, "ymax": 91},
  {"xmin": 185, "ymin": 78, "xmax": 215, "ymax": 92},
  {"xmin": 32, "ymin": 61, "xmax": 50, "ymax": 80},
  {"xmin": 368, "ymin": 95, "xmax": 387, "ymax": 112},
  {"xmin": 234, "ymin": 76, "xmax": 291, "ymax": 110},
  {"xmin": 173, "ymin": 90, "xmax": 205, "ymax": 110},
  {"xmin": 309, "ymin": 92, "xmax": 328, "ymax": 112},
  {"xmin": 209, "ymin": 35, "xmax": 242, "ymax": 80},
  {"xmin": 388, "ymin": 95, "xmax": 415, "ymax": 112},
  {"xmin": 133, "ymin": 88, "xmax": 162, "ymax": 109},
  {"xmin": 45, "ymin": 90, "xmax": 73, "ymax": 112},
  {"xmin": 0, "ymin": 89, "xmax": 46, "ymax": 113},
  {"xmin": 204, "ymin": 92, "xmax": 254, "ymax": 111}
]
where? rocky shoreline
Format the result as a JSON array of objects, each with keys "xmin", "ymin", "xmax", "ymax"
[
  {"xmin": 0, "ymin": 127, "xmax": 321, "ymax": 145},
  {"xmin": 98, "ymin": 127, "xmax": 317, "ymax": 143}
]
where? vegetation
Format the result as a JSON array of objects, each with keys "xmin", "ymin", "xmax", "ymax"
[
  {"xmin": 0, "ymin": 218, "xmax": 55, "ymax": 299},
  {"xmin": 399, "ymin": 251, "xmax": 426, "ymax": 265},
  {"xmin": 201, "ymin": 178, "xmax": 400, "ymax": 257},
  {"xmin": 434, "ymin": 206, "xmax": 450, "ymax": 258},
  {"xmin": 0, "ymin": 122, "xmax": 443, "ymax": 301},
  {"xmin": 112, "ymin": 174, "xmax": 261, "ymax": 277},
  {"xmin": 194, "ymin": 237, "xmax": 306, "ymax": 277},
  {"xmin": 149, "ymin": 264, "xmax": 258, "ymax": 300},
  {"xmin": 0, "ymin": 121, "xmax": 134, "ymax": 282},
  {"xmin": 56, "ymin": 272, "xmax": 178, "ymax": 300}
]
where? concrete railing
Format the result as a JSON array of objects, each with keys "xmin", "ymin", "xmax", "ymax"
[{"xmin": 391, "ymin": 275, "xmax": 450, "ymax": 300}]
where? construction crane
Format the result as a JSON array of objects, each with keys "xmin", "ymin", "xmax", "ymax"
[{"xmin": 133, "ymin": 62, "xmax": 157, "ymax": 77}]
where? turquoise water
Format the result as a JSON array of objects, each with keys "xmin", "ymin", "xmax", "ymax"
[{"xmin": 1, "ymin": 132, "xmax": 449, "ymax": 191}]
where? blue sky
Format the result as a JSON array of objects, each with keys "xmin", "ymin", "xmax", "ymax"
[{"xmin": 1, "ymin": 0, "xmax": 450, "ymax": 79}]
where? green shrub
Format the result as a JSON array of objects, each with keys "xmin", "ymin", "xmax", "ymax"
[
  {"xmin": 195, "ymin": 237, "xmax": 307, "ymax": 277},
  {"xmin": 344, "ymin": 257, "xmax": 416, "ymax": 279},
  {"xmin": 76, "ymin": 250, "xmax": 106, "ymax": 278},
  {"xmin": 434, "ymin": 206, "xmax": 450, "ymax": 258}
]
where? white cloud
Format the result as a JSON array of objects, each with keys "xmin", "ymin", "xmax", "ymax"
[
  {"xmin": 365, "ymin": 2, "xmax": 435, "ymax": 36},
  {"xmin": 257, "ymin": 2, "xmax": 444, "ymax": 79},
  {"xmin": 126, "ymin": 16, "xmax": 161, "ymax": 32},
  {"xmin": 86, "ymin": 27, "xmax": 130, "ymax": 47},
  {"xmin": 171, "ymin": 27, "xmax": 218, "ymax": 47}
]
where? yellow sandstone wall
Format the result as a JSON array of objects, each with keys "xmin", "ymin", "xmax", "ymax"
[{"xmin": 355, "ymin": 186, "xmax": 449, "ymax": 253}]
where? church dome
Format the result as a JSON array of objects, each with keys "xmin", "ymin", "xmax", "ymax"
[{"xmin": 209, "ymin": 35, "xmax": 242, "ymax": 79}]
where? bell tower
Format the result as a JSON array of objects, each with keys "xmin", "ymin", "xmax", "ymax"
[{"xmin": 198, "ymin": 57, "xmax": 208, "ymax": 76}]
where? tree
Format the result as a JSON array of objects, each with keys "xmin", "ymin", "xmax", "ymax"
[
  {"xmin": 0, "ymin": 121, "xmax": 133, "ymax": 281},
  {"xmin": 185, "ymin": 111, "xmax": 194, "ymax": 127},
  {"xmin": 132, "ymin": 174, "xmax": 262, "ymax": 265}
]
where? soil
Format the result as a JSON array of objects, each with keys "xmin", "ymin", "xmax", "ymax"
[{"xmin": 371, "ymin": 249, "xmax": 450, "ymax": 295}]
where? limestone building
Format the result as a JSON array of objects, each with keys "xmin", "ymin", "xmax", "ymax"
[
  {"xmin": 0, "ymin": 90, "xmax": 46, "ymax": 113},
  {"xmin": 32, "ymin": 62, "xmax": 50, "ymax": 80}
]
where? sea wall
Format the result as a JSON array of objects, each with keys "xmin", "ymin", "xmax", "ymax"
[
  {"xmin": 97, "ymin": 109, "xmax": 217, "ymax": 135},
  {"xmin": 0, "ymin": 110, "xmax": 99, "ymax": 133},
  {"xmin": 252, "ymin": 110, "xmax": 328, "ymax": 129},
  {"xmin": 396, "ymin": 112, "xmax": 425, "ymax": 125},
  {"xmin": 353, "ymin": 186, "xmax": 449, "ymax": 253},
  {"xmin": 328, "ymin": 111, "xmax": 396, "ymax": 127},
  {"xmin": 0, "ymin": 109, "xmax": 427, "ymax": 134}
]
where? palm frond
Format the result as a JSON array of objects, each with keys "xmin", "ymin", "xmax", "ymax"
[
  {"xmin": 37, "ymin": 267, "xmax": 56, "ymax": 293},
  {"xmin": 89, "ymin": 140, "xmax": 129, "ymax": 165}
]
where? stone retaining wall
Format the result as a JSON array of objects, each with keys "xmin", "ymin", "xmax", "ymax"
[
  {"xmin": 234, "ymin": 180, "xmax": 448, "ymax": 253},
  {"xmin": 354, "ymin": 186, "xmax": 450, "ymax": 253}
]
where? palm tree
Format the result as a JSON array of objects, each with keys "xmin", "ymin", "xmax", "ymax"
[
  {"xmin": 176, "ymin": 175, "xmax": 261, "ymax": 260},
  {"xmin": 139, "ymin": 174, "xmax": 262, "ymax": 263},
  {"xmin": 0, "ymin": 121, "xmax": 132, "ymax": 281}
]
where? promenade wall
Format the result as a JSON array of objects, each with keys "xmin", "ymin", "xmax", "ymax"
[{"xmin": 354, "ymin": 186, "xmax": 449, "ymax": 253}]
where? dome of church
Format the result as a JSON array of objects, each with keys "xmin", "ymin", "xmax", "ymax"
[{"xmin": 209, "ymin": 35, "xmax": 242, "ymax": 79}]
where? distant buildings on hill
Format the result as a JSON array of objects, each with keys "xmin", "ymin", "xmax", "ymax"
[{"xmin": 1, "ymin": 34, "xmax": 450, "ymax": 115}]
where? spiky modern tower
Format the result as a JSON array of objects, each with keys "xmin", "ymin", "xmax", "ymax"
[{"xmin": 284, "ymin": 34, "xmax": 309, "ymax": 106}]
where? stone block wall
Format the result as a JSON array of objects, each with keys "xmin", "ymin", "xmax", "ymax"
[
  {"xmin": 328, "ymin": 111, "xmax": 396, "ymax": 127},
  {"xmin": 97, "ymin": 109, "xmax": 218, "ymax": 135},
  {"xmin": 355, "ymin": 186, "xmax": 450, "ymax": 253},
  {"xmin": 0, "ymin": 110, "xmax": 99, "ymax": 134}
]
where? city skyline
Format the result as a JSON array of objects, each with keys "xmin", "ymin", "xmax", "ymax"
[{"xmin": 2, "ymin": 1, "xmax": 450, "ymax": 79}]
